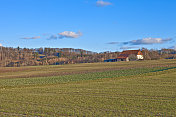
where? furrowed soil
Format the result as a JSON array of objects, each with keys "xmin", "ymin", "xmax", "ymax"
[{"xmin": 0, "ymin": 60, "xmax": 176, "ymax": 116}]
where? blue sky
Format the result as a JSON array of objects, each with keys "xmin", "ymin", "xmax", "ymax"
[{"xmin": 0, "ymin": 0, "xmax": 176, "ymax": 52}]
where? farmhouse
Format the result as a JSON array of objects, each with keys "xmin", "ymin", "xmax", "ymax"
[{"xmin": 117, "ymin": 50, "xmax": 144, "ymax": 61}]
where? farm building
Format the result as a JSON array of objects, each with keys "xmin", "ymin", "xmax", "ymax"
[
  {"xmin": 6, "ymin": 60, "xmax": 21, "ymax": 67},
  {"xmin": 117, "ymin": 50, "xmax": 144, "ymax": 61},
  {"xmin": 104, "ymin": 59, "xmax": 118, "ymax": 62},
  {"xmin": 39, "ymin": 55, "xmax": 46, "ymax": 58}
]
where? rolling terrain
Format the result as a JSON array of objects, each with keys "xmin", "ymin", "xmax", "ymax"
[{"xmin": 0, "ymin": 60, "xmax": 176, "ymax": 116}]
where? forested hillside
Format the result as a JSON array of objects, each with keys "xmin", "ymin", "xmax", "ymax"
[{"xmin": 0, "ymin": 46, "xmax": 176, "ymax": 67}]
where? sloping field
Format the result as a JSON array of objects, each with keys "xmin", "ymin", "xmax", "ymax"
[
  {"xmin": 0, "ymin": 59, "xmax": 176, "ymax": 79},
  {"xmin": 0, "ymin": 60, "xmax": 176, "ymax": 116}
]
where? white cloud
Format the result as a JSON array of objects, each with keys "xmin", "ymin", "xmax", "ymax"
[
  {"xmin": 125, "ymin": 38, "xmax": 172, "ymax": 45},
  {"xmin": 96, "ymin": 0, "xmax": 112, "ymax": 7},
  {"xmin": 21, "ymin": 36, "xmax": 41, "ymax": 39},
  {"xmin": 0, "ymin": 43, "xmax": 2, "ymax": 46},
  {"xmin": 58, "ymin": 31, "xmax": 82, "ymax": 39}
]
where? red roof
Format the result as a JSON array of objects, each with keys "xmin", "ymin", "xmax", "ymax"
[{"xmin": 117, "ymin": 50, "xmax": 142, "ymax": 59}]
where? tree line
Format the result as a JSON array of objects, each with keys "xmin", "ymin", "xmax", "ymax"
[{"xmin": 0, "ymin": 46, "xmax": 176, "ymax": 67}]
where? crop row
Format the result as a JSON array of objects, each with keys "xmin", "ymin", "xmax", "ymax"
[{"xmin": 0, "ymin": 66, "xmax": 175, "ymax": 88}]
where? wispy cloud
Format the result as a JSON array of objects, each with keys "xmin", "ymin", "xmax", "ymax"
[
  {"xmin": 107, "ymin": 42, "xmax": 119, "ymax": 44},
  {"xmin": 174, "ymin": 45, "xmax": 176, "ymax": 50},
  {"xmin": 21, "ymin": 36, "xmax": 41, "ymax": 39},
  {"xmin": 120, "ymin": 46, "xmax": 139, "ymax": 50},
  {"xmin": 58, "ymin": 31, "xmax": 82, "ymax": 39},
  {"xmin": 96, "ymin": 0, "xmax": 112, "ymax": 7},
  {"xmin": 43, "ymin": 33, "xmax": 50, "ymax": 36},
  {"xmin": 0, "ymin": 43, "xmax": 2, "ymax": 47},
  {"xmin": 169, "ymin": 45, "xmax": 176, "ymax": 50},
  {"xmin": 124, "ymin": 38, "xmax": 172, "ymax": 45},
  {"xmin": 48, "ymin": 35, "xmax": 58, "ymax": 40}
]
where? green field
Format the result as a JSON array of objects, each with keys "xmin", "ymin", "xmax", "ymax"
[{"xmin": 0, "ymin": 60, "xmax": 176, "ymax": 116}]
